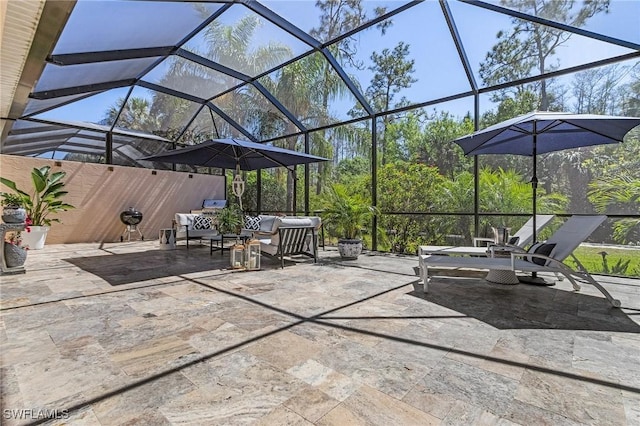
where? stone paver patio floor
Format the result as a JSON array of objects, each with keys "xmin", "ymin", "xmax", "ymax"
[{"xmin": 1, "ymin": 241, "xmax": 639, "ymax": 425}]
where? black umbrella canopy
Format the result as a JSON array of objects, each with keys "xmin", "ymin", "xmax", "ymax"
[
  {"xmin": 453, "ymin": 111, "xmax": 640, "ymax": 245},
  {"xmin": 141, "ymin": 138, "xmax": 329, "ymax": 170}
]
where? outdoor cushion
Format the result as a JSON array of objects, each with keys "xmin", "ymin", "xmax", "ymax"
[
  {"xmin": 508, "ymin": 236, "xmax": 520, "ymax": 245},
  {"xmin": 193, "ymin": 215, "xmax": 213, "ymax": 230},
  {"xmin": 526, "ymin": 242, "xmax": 556, "ymax": 266},
  {"xmin": 244, "ymin": 215, "xmax": 262, "ymax": 231},
  {"xmin": 280, "ymin": 217, "xmax": 313, "ymax": 227},
  {"xmin": 258, "ymin": 215, "xmax": 280, "ymax": 233},
  {"xmin": 284, "ymin": 216, "xmax": 322, "ymax": 230},
  {"xmin": 175, "ymin": 213, "xmax": 195, "ymax": 227}
]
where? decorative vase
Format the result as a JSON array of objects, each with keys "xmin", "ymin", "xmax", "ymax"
[
  {"xmin": 21, "ymin": 226, "xmax": 49, "ymax": 250},
  {"xmin": 4, "ymin": 243, "xmax": 27, "ymax": 267},
  {"xmin": 2, "ymin": 207, "xmax": 26, "ymax": 224},
  {"xmin": 337, "ymin": 238, "xmax": 362, "ymax": 260}
]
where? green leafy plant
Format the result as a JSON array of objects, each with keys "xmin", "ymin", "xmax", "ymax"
[
  {"xmin": 321, "ymin": 184, "xmax": 378, "ymax": 240},
  {"xmin": 217, "ymin": 206, "xmax": 242, "ymax": 234},
  {"xmin": 596, "ymin": 251, "xmax": 632, "ymax": 276},
  {"xmin": 588, "ymin": 175, "xmax": 640, "ymax": 244},
  {"xmin": 0, "ymin": 192, "xmax": 24, "ymax": 207},
  {"xmin": 0, "ymin": 166, "xmax": 75, "ymax": 227}
]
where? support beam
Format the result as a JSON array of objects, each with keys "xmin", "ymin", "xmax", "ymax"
[
  {"xmin": 30, "ymin": 79, "xmax": 136, "ymax": 100},
  {"xmin": 371, "ymin": 118, "xmax": 378, "ymax": 251},
  {"xmin": 2, "ymin": 1, "xmax": 76, "ymax": 142},
  {"xmin": 106, "ymin": 132, "xmax": 113, "ymax": 164},
  {"xmin": 48, "ymin": 46, "xmax": 175, "ymax": 65}
]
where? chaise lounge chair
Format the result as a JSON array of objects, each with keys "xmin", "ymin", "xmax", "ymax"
[
  {"xmin": 419, "ymin": 215, "xmax": 621, "ymax": 308},
  {"xmin": 418, "ymin": 214, "xmax": 555, "ymax": 258}
]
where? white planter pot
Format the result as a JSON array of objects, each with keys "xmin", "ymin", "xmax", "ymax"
[
  {"xmin": 21, "ymin": 226, "xmax": 49, "ymax": 250},
  {"xmin": 337, "ymin": 238, "xmax": 362, "ymax": 260}
]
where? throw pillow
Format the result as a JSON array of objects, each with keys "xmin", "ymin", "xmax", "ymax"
[
  {"xmin": 508, "ymin": 236, "xmax": 520, "ymax": 246},
  {"xmin": 526, "ymin": 242, "xmax": 556, "ymax": 266},
  {"xmin": 193, "ymin": 215, "xmax": 213, "ymax": 230},
  {"xmin": 244, "ymin": 215, "xmax": 262, "ymax": 231}
]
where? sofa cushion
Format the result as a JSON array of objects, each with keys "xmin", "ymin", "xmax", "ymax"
[
  {"xmin": 258, "ymin": 215, "xmax": 280, "ymax": 233},
  {"xmin": 244, "ymin": 215, "xmax": 262, "ymax": 231},
  {"xmin": 175, "ymin": 213, "xmax": 195, "ymax": 227},
  {"xmin": 280, "ymin": 218, "xmax": 313, "ymax": 227},
  {"xmin": 193, "ymin": 215, "xmax": 213, "ymax": 230}
]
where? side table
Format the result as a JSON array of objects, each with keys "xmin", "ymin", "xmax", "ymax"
[
  {"xmin": 485, "ymin": 245, "xmax": 519, "ymax": 285},
  {"xmin": 159, "ymin": 228, "xmax": 177, "ymax": 250}
]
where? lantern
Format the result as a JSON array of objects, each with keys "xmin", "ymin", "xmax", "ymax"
[
  {"xmin": 230, "ymin": 241, "xmax": 245, "ymax": 269},
  {"xmin": 232, "ymin": 165, "xmax": 245, "ymax": 211},
  {"xmin": 245, "ymin": 239, "xmax": 261, "ymax": 270}
]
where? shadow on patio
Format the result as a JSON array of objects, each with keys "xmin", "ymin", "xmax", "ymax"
[
  {"xmin": 407, "ymin": 276, "xmax": 640, "ymax": 332},
  {"xmin": 3, "ymin": 243, "xmax": 640, "ymax": 425},
  {"xmin": 63, "ymin": 246, "xmax": 302, "ymax": 286}
]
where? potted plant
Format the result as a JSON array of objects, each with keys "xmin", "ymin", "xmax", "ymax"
[
  {"xmin": 1, "ymin": 166, "xmax": 74, "ymax": 249},
  {"xmin": 217, "ymin": 205, "xmax": 243, "ymax": 234},
  {"xmin": 321, "ymin": 184, "xmax": 377, "ymax": 260},
  {"xmin": 1, "ymin": 192, "xmax": 27, "ymax": 223},
  {"xmin": 4, "ymin": 230, "xmax": 27, "ymax": 268}
]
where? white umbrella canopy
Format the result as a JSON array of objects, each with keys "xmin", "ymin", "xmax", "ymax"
[{"xmin": 453, "ymin": 111, "xmax": 640, "ymax": 243}]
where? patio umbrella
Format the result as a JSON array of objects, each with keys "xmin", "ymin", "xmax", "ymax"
[
  {"xmin": 453, "ymin": 111, "xmax": 640, "ymax": 243},
  {"xmin": 140, "ymin": 138, "xmax": 329, "ymax": 209}
]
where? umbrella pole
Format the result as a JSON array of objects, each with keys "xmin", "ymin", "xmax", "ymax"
[
  {"xmin": 532, "ymin": 130, "xmax": 538, "ymax": 244},
  {"xmin": 521, "ymin": 130, "xmax": 553, "ymax": 286}
]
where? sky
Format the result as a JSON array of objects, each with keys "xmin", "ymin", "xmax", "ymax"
[{"xmin": 35, "ymin": 0, "xmax": 640, "ymax": 131}]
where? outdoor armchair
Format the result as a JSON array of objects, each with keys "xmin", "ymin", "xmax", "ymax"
[{"xmin": 245, "ymin": 215, "xmax": 320, "ymax": 268}]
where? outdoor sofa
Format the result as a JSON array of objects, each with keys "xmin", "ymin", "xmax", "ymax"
[
  {"xmin": 174, "ymin": 213, "xmax": 219, "ymax": 248},
  {"xmin": 244, "ymin": 215, "xmax": 321, "ymax": 268}
]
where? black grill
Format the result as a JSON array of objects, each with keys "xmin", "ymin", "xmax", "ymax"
[{"xmin": 120, "ymin": 207, "xmax": 144, "ymax": 241}]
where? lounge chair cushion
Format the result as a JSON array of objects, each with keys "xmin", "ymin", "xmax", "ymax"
[{"xmin": 527, "ymin": 242, "xmax": 556, "ymax": 266}]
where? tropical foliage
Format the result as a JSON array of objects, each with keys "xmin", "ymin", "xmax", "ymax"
[
  {"xmin": 588, "ymin": 174, "xmax": 640, "ymax": 244},
  {"xmin": 321, "ymin": 184, "xmax": 377, "ymax": 240},
  {"xmin": 90, "ymin": 0, "xmax": 639, "ymax": 276},
  {"xmin": 0, "ymin": 166, "xmax": 75, "ymax": 227}
]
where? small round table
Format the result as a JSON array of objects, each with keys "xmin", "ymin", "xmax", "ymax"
[{"xmin": 485, "ymin": 246, "xmax": 520, "ymax": 285}]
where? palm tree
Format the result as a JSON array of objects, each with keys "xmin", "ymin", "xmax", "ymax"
[{"xmin": 588, "ymin": 174, "xmax": 640, "ymax": 244}]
